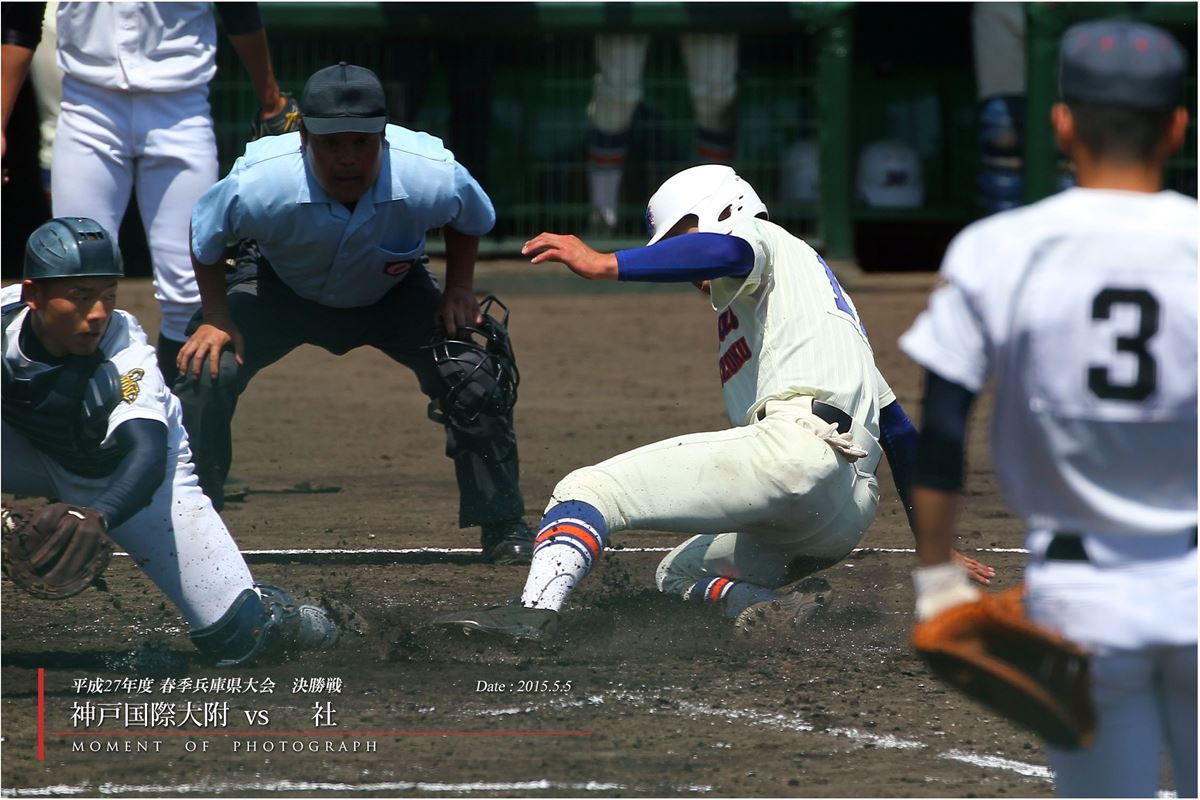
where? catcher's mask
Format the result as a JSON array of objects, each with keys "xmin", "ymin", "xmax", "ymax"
[{"xmin": 426, "ymin": 296, "xmax": 519, "ymax": 428}]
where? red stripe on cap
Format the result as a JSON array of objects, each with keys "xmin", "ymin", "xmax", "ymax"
[
  {"xmin": 1100, "ymin": 35, "xmax": 1115, "ymax": 50},
  {"xmin": 1135, "ymin": 37, "xmax": 1149, "ymax": 53}
]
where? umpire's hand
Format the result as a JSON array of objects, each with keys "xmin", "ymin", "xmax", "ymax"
[
  {"xmin": 177, "ymin": 317, "xmax": 245, "ymax": 381},
  {"xmin": 437, "ymin": 286, "xmax": 482, "ymax": 337}
]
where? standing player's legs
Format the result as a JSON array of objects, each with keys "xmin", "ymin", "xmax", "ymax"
[
  {"xmin": 134, "ymin": 88, "xmax": 218, "ymax": 385},
  {"xmin": 174, "ymin": 260, "xmax": 306, "ymax": 510},
  {"xmin": 1026, "ymin": 542, "xmax": 1197, "ymax": 797},
  {"xmin": 52, "ymin": 77, "xmax": 134, "ymax": 259},
  {"xmin": 679, "ymin": 33, "xmax": 738, "ymax": 163},
  {"xmin": 366, "ymin": 268, "xmax": 525, "ymax": 530},
  {"xmin": 587, "ymin": 34, "xmax": 650, "ymax": 233},
  {"xmin": 521, "ymin": 402, "xmax": 879, "ymax": 615},
  {"xmin": 1, "ymin": 421, "xmax": 253, "ymax": 628},
  {"xmin": 1160, "ymin": 644, "xmax": 1198, "ymax": 798}
]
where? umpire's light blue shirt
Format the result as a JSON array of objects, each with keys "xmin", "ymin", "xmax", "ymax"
[{"xmin": 190, "ymin": 124, "xmax": 495, "ymax": 308}]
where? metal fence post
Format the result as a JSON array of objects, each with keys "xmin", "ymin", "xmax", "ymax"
[{"xmin": 816, "ymin": 4, "xmax": 854, "ymax": 261}]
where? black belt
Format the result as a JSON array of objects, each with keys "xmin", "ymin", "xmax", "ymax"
[
  {"xmin": 1046, "ymin": 528, "xmax": 1198, "ymax": 561},
  {"xmin": 757, "ymin": 399, "xmax": 852, "ymax": 434}
]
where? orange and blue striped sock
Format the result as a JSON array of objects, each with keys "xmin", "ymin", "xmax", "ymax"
[
  {"xmin": 520, "ymin": 501, "xmax": 609, "ymax": 611},
  {"xmin": 687, "ymin": 577, "xmax": 779, "ymax": 619}
]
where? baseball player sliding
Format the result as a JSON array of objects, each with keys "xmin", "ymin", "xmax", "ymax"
[
  {"xmin": 1, "ymin": 2, "xmax": 297, "ymax": 386},
  {"xmin": 905, "ymin": 21, "xmax": 1195, "ymax": 797},
  {"xmin": 435, "ymin": 165, "xmax": 993, "ymax": 641},
  {"xmin": 2, "ymin": 218, "xmax": 339, "ymax": 665}
]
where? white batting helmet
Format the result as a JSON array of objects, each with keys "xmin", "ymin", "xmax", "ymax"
[{"xmin": 644, "ymin": 165, "xmax": 768, "ymax": 246}]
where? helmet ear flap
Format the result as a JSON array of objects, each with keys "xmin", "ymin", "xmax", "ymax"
[{"xmin": 425, "ymin": 296, "xmax": 520, "ymax": 428}]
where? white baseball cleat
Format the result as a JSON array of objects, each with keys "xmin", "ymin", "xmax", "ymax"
[{"xmin": 734, "ymin": 576, "xmax": 833, "ymax": 638}]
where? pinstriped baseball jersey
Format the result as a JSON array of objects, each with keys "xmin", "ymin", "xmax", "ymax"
[
  {"xmin": 901, "ymin": 187, "xmax": 1197, "ymax": 535},
  {"xmin": 712, "ymin": 218, "xmax": 894, "ymax": 435}
]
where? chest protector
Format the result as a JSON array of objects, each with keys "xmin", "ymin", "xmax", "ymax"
[{"xmin": 1, "ymin": 303, "xmax": 126, "ymax": 477}]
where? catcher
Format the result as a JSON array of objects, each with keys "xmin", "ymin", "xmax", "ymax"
[
  {"xmin": 3, "ymin": 217, "xmax": 340, "ymax": 666},
  {"xmin": 904, "ymin": 20, "xmax": 1195, "ymax": 797}
]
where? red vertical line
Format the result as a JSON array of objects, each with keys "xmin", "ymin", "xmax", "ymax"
[{"xmin": 37, "ymin": 667, "xmax": 45, "ymax": 761}]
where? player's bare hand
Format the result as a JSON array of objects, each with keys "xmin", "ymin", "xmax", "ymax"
[
  {"xmin": 177, "ymin": 318, "xmax": 244, "ymax": 380},
  {"xmin": 953, "ymin": 549, "xmax": 996, "ymax": 586},
  {"xmin": 522, "ymin": 233, "xmax": 618, "ymax": 280},
  {"xmin": 438, "ymin": 286, "xmax": 481, "ymax": 337}
]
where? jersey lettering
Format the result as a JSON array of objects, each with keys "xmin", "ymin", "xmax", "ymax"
[
  {"xmin": 817, "ymin": 254, "xmax": 868, "ymax": 338},
  {"xmin": 719, "ymin": 336, "xmax": 753, "ymax": 384},
  {"xmin": 1087, "ymin": 288, "xmax": 1160, "ymax": 402},
  {"xmin": 717, "ymin": 308, "xmax": 739, "ymax": 343}
]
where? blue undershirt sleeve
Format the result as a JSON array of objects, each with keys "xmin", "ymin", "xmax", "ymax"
[
  {"xmin": 90, "ymin": 419, "xmax": 169, "ymax": 529},
  {"xmin": 913, "ymin": 370, "xmax": 977, "ymax": 492},
  {"xmin": 615, "ymin": 233, "xmax": 755, "ymax": 283},
  {"xmin": 879, "ymin": 399, "xmax": 919, "ymax": 524}
]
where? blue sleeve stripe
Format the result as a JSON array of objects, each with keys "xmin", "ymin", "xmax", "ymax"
[{"xmin": 616, "ymin": 233, "xmax": 754, "ymax": 283}]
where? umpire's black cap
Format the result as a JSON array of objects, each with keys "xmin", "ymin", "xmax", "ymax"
[
  {"xmin": 300, "ymin": 62, "xmax": 387, "ymax": 135},
  {"xmin": 1059, "ymin": 20, "xmax": 1186, "ymax": 110}
]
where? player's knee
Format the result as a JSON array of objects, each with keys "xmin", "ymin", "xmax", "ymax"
[
  {"xmin": 547, "ymin": 467, "xmax": 615, "ymax": 524},
  {"xmin": 655, "ymin": 550, "xmax": 694, "ymax": 598}
]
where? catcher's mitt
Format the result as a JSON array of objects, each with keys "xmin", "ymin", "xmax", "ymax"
[
  {"xmin": 911, "ymin": 586, "xmax": 1095, "ymax": 749},
  {"xmin": 249, "ymin": 92, "xmax": 301, "ymax": 141},
  {"xmin": 2, "ymin": 503, "xmax": 114, "ymax": 600}
]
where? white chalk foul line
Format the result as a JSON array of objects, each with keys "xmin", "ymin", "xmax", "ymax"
[
  {"xmin": 0, "ymin": 779, "xmax": 636, "ymax": 797},
  {"xmin": 457, "ymin": 689, "xmax": 1048, "ymax": 784},
  {"xmin": 111, "ymin": 545, "xmax": 1029, "ymax": 558}
]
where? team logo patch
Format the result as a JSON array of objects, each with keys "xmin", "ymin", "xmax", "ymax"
[
  {"xmin": 384, "ymin": 260, "xmax": 413, "ymax": 277},
  {"xmin": 119, "ymin": 368, "xmax": 145, "ymax": 404}
]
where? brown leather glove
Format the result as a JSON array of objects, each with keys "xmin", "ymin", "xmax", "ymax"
[
  {"xmin": 911, "ymin": 586, "xmax": 1095, "ymax": 749},
  {"xmin": 2, "ymin": 503, "xmax": 114, "ymax": 599}
]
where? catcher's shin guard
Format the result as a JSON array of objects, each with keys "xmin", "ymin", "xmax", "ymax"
[{"xmin": 190, "ymin": 585, "xmax": 338, "ymax": 667}]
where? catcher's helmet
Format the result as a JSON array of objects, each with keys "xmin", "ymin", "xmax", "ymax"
[
  {"xmin": 644, "ymin": 165, "xmax": 768, "ymax": 246},
  {"xmin": 24, "ymin": 218, "xmax": 124, "ymax": 281},
  {"xmin": 426, "ymin": 296, "xmax": 519, "ymax": 427}
]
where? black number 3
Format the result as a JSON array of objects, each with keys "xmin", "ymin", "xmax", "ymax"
[{"xmin": 1087, "ymin": 288, "xmax": 1159, "ymax": 401}]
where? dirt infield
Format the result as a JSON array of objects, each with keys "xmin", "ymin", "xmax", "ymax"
[{"xmin": 2, "ymin": 267, "xmax": 1066, "ymax": 798}]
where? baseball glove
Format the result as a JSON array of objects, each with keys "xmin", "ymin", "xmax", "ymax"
[
  {"xmin": 2, "ymin": 503, "xmax": 114, "ymax": 600},
  {"xmin": 911, "ymin": 586, "xmax": 1095, "ymax": 749},
  {"xmin": 249, "ymin": 92, "xmax": 301, "ymax": 141}
]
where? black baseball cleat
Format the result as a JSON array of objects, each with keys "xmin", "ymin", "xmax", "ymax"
[
  {"xmin": 480, "ymin": 518, "xmax": 534, "ymax": 564},
  {"xmin": 430, "ymin": 603, "xmax": 559, "ymax": 642}
]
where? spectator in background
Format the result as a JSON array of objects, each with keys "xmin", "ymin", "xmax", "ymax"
[
  {"xmin": 586, "ymin": 33, "xmax": 738, "ymax": 235},
  {"xmin": 972, "ymin": 2, "xmax": 1027, "ymax": 214},
  {"xmin": 1, "ymin": 3, "xmax": 294, "ymax": 386}
]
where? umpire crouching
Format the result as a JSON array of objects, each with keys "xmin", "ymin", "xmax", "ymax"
[{"xmin": 174, "ymin": 62, "xmax": 532, "ymax": 563}]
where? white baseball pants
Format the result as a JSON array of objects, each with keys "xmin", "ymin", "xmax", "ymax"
[
  {"xmin": 546, "ymin": 395, "xmax": 881, "ymax": 595},
  {"xmin": 52, "ymin": 76, "xmax": 217, "ymax": 342},
  {"xmin": 2, "ymin": 420, "xmax": 254, "ymax": 630}
]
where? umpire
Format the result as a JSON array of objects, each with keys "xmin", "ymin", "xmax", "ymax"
[{"xmin": 175, "ymin": 62, "xmax": 532, "ymax": 564}]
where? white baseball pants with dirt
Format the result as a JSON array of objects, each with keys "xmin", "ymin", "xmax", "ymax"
[
  {"xmin": 2, "ymin": 420, "xmax": 254, "ymax": 630},
  {"xmin": 545, "ymin": 395, "xmax": 881, "ymax": 594},
  {"xmin": 52, "ymin": 76, "xmax": 216, "ymax": 342},
  {"xmin": 1023, "ymin": 529, "xmax": 1197, "ymax": 798}
]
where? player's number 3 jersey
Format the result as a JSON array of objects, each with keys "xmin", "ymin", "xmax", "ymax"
[{"xmin": 901, "ymin": 188, "xmax": 1197, "ymax": 535}]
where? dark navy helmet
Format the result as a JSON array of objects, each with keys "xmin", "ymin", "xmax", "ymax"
[{"xmin": 24, "ymin": 217, "xmax": 124, "ymax": 280}]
